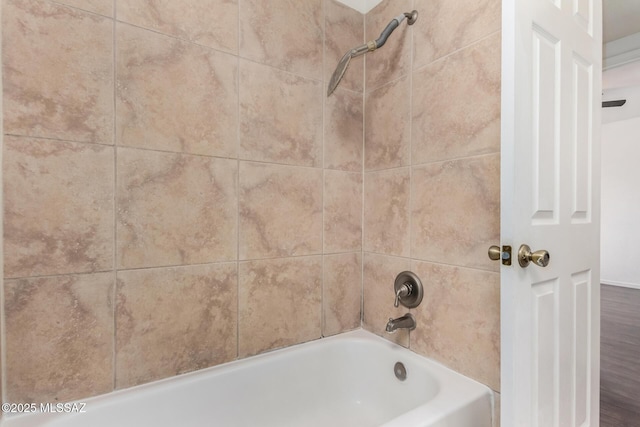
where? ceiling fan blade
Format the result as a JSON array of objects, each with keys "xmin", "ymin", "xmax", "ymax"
[{"xmin": 602, "ymin": 99, "xmax": 627, "ymax": 108}]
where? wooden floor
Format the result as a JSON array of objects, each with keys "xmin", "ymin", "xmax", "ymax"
[{"xmin": 601, "ymin": 284, "xmax": 640, "ymax": 427}]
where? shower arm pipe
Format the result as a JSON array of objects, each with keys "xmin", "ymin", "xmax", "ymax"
[{"xmin": 351, "ymin": 11, "xmax": 417, "ymax": 59}]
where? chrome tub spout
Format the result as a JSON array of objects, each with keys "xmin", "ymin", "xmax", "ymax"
[{"xmin": 385, "ymin": 313, "xmax": 416, "ymax": 333}]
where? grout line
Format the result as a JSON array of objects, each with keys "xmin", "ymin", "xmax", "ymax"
[
  {"xmin": 321, "ymin": 0, "xmax": 326, "ymax": 339},
  {"xmin": 111, "ymin": 18, "xmax": 237, "ymax": 59},
  {"xmin": 361, "ymin": 250, "xmax": 500, "ymax": 275},
  {"xmin": 364, "ymin": 69, "xmax": 411, "ymax": 96},
  {"xmin": 111, "ymin": 1, "xmax": 118, "ymax": 392},
  {"xmin": 2, "ymin": 251, "xmax": 360, "ymax": 283},
  {"xmin": 0, "ymin": 134, "xmax": 348, "ymax": 171},
  {"xmin": 2, "ymin": 260, "xmax": 240, "ymax": 282},
  {"xmin": 47, "ymin": 0, "xmax": 112, "ymax": 19},
  {"xmin": 236, "ymin": 0, "xmax": 241, "ymax": 361},
  {"xmin": 0, "ymin": 0, "xmax": 5, "ymax": 404},
  {"xmin": 2, "ymin": 132, "xmax": 116, "ymax": 148},
  {"xmin": 366, "ymin": 151, "xmax": 501, "ymax": 173},
  {"xmin": 1, "ymin": 133, "xmax": 354, "ymax": 169},
  {"xmin": 232, "ymin": 52, "xmax": 322, "ymax": 86},
  {"xmin": 412, "ymin": 29, "xmax": 503, "ymax": 74},
  {"xmin": 360, "ymin": 8, "xmax": 366, "ymax": 329},
  {"xmin": 407, "ymin": 0, "xmax": 415, "ymax": 350}
]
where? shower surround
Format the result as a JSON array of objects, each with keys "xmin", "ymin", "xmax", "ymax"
[{"xmin": 1, "ymin": 0, "xmax": 501, "ymax": 409}]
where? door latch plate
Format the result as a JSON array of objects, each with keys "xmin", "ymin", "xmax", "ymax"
[{"xmin": 501, "ymin": 245, "xmax": 512, "ymax": 266}]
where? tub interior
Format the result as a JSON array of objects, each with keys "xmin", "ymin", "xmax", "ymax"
[{"xmin": 2, "ymin": 330, "xmax": 489, "ymax": 427}]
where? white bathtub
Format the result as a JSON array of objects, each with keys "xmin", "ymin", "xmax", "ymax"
[{"xmin": 2, "ymin": 329, "xmax": 493, "ymax": 427}]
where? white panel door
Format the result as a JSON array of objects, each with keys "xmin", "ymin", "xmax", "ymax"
[{"xmin": 501, "ymin": 0, "xmax": 601, "ymax": 426}]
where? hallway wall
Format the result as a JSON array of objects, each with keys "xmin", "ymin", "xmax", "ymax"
[{"xmin": 601, "ymin": 86, "xmax": 640, "ymax": 288}]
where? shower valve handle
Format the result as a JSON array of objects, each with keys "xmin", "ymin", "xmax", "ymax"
[{"xmin": 394, "ymin": 284, "xmax": 411, "ymax": 308}]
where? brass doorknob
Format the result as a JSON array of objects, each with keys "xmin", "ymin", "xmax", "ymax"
[
  {"xmin": 488, "ymin": 245, "xmax": 501, "ymax": 261},
  {"xmin": 518, "ymin": 244, "xmax": 550, "ymax": 268}
]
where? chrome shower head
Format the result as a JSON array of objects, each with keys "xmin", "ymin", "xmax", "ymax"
[
  {"xmin": 327, "ymin": 10, "xmax": 418, "ymax": 96},
  {"xmin": 327, "ymin": 43, "xmax": 372, "ymax": 97}
]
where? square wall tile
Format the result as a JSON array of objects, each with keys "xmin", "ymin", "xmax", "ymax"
[
  {"xmin": 5, "ymin": 273, "xmax": 114, "ymax": 403},
  {"xmin": 238, "ymin": 256, "xmax": 322, "ymax": 357},
  {"xmin": 117, "ymin": 147, "xmax": 237, "ymax": 269},
  {"xmin": 410, "ymin": 260, "xmax": 500, "ymax": 391},
  {"xmin": 324, "ymin": 253, "xmax": 362, "ymax": 336},
  {"xmin": 54, "ymin": 0, "xmax": 113, "ymax": 16},
  {"xmin": 412, "ymin": 33, "xmax": 501, "ymax": 165},
  {"xmin": 240, "ymin": 0, "xmax": 323, "ymax": 80},
  {"xmin": 117, "ymin": 0, "xmax": 238, "ymax": 54},
  {"xmin": 365, "ymin": 0, "xmax": 413, "ymax": 90},
  {"xmin": 362, "ymin": 253, "xmax": 410, "ymax": 346},
  {"xmin": 116, "ymin": 263, "xmax": 237, "ymax": 388},
  {"xmin": 413, "ymin": 0, "xmax": 501, "ymax": 69},
  {"xmin": 365, "ymin": 76, "xmax": 411, "ymax": 171},
  {"xmin": 239, "ymin": 162, "xmax": 322, "ymax": 260},
  {"xmin": 116, "ymin": 24, "xmax": 238, "ymax": 158},
  {"xmin": 411, "ymin": 154, "xmax": 500, "ymax": 271},
  {"xmin": 239, "ymin": 60, "xmax": 322, "ymax": 167},
  {"xmin": 324, "ymin": 87, "xmax": 363, "ymax": 172},
  {"xmin": 363, "ymin": 168, "xmax": 410, "ymax": 257},
  {"xmin": 325, "ymin": 0, "xmax": 364, "ymax": 93},
  {"xmin": 324, "ymin": 170, "xmax": 362, "ymax": 253},
  {"xmin": 2, "ymin": 0, "xmax": 113, "ymax": 144},
  {"xmin": 4, "ymin": 136, "xmax": 114, "ymax": 278}
]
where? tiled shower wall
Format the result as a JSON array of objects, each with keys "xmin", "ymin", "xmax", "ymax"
[
  {"xmin": 361, "ymin": 0, "xmax": 502, "ymax": 394},
  {"xmin": 2, "ymin": 0, "xmax": 364, "ymax": 402},
  {"xmin": 2, "ymin": 0, "xmax": 502, "ymax": 407}
]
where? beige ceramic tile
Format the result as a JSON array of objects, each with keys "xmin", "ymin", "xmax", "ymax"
[
  {"xmin": 411, "ymin": 155, "xmax": 500, "ymax": 271},
  {"xmin": 324, "ymin": 87, "xmax": 363, "ymax": 172},
  {"xmin": 325, "ymin": 0, "xmax": 364, "ymax": 93},
  {"xmin": 239, "ymin": 60, "xmax": 322, "ymax": 167},
  {"xmin": 117, "ymin": 147, "xmax": 237, "ymax": 269},
  {"xmin": 53, "ymin": 0, "xmax": 113, "ymax": 16},
  {"xmin": 363, "ymin": 168, "xmax": 410, "ymax": 257},
  {"xmin": 4, "ymin": 136, "xmax": 114, "ymax": 278},
  {"xmin": 412, "ymin": 33, "xmax": 501, "ymax": 165},
  {"xmin": 410, "ymin": 260, "xmax": 500, "ymax": 391},
  {"xmin": 240, "ymin": 0, "xmax": 323, "ymax": 80},
  {"xmin": 494, "ymin": 392, "xmax": 501, "ymax": 427},
  {"xmin": 117, "ymin": 0, "xmax": 238, "ymax": 53},
  {"xmin": 324, "ymin": 170, "xmax": 362, "ymax": 253},
  {"xmin": 365, "ymin": 0, "xmax": 413, "ymax": 90},
  {"xmin": 5, "ymin": 273, "xmax": 114, "ymax": 403},
  {"xmin": 413, "ymin": 0, "xmax": 501, "ymax": 69},
  {"xmin": 116, "ymin": 263, "xmax": 237, "ymax": 388},
  {"xmin": 324, "ymin": 253, "xmax": 362, "ymax": 336},
  {"xmin": 239, "ymin": 162, "xmax": 322, "ymax": 260},
  {"xmin": 116, "ymin": 24, "xmax": 238, "ymax": 158},
  {"xmin": 362, "ymin": 253, "xmax": 410, "ymax": 346},
  {"xmin": 238, "ymin": 257, "xmax": 322, "ymax": 356},
  {"xmin": 2, "ymin": 0, "xmax": 113, "ymax": 144},
  {"xmin": 365, "ymin": 76, "xmax": 411, "ymax": 171}
]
